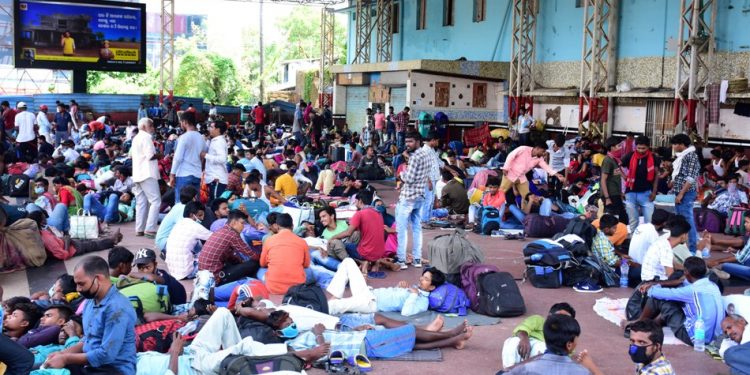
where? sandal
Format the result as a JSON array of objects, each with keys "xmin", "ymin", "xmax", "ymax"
[
  {"xmin": 348, "ymin": 354, "xmax": 372, "ymax": 373},
  {"xmin": 136, "ymin": 232, "xmax": 145, "ymax": 236},
  {"xmin": 329, "ymin": 350, "xmax": 345, "ymax": 365},
  {"xmin": 144, "ymin": 232, "xmax": 157, "ymax": 239}
]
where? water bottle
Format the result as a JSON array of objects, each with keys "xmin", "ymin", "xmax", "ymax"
[
  {"xmin": 694, "ymin": 316, "xmax": 706, "ymax": 352},
  {"xmin": 702, "ymin": 247, "xmax": 711, "ymax": 259},
  {"xmin": 620, "ymin": 259, "xmax": 630, "ymax": 288}
]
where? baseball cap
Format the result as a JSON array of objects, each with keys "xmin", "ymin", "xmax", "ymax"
[
  {"xmin": 133, "ymin": 248, "xmax": 157, "ymax": 265},
  {"xmin": 39, "ymin": 104, "xmax": 48, "ymax": 110},
  {"xmin": 16, "ymin": 101, "xmax": 27, "ymax": 109}
]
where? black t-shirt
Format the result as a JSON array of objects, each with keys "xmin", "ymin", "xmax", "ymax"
[
  {"xmin": 621, "ymin": 151, "xmax": 661, "ymax": 193},
  {"xmin": 157, "ymin": 268, "xmax": 187, "ymax": 305},
  {"xmin": 1, "ymin": 204, "xmax": 27, "ymax": 226}
]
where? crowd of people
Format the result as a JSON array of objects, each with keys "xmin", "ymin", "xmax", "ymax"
[{"xmin": 0, "ymin": 98, "xmax": 748, "ymax": 375}]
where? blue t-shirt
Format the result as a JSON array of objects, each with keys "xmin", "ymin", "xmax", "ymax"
[
  {"xmin": 82, "ymin": 285, "xmax": 137, "ymax": 374},
  {"xmin": 170, "ymin": 131, "xmax": 206, "ymax": 178},
  {"xmin": 54, "ymin": 112, "xmax": 72, "ymax": 132}
]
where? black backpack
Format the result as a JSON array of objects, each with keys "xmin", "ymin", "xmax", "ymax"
[
  {"xmin": 560, "ymin": 218, "xmax": 598, "ymax": 249},
  {"xmin": 282, "ymin": 281, "xmax": 329, "ymax": 314},
  {"xmin": 219, "ymin": 353, "xmax": 304, "ymax": 375},
  {"xmin": 6, "ymin": 174, "xmax": 30, "ymax": 197},
  {"xmin": 476, "ymin": 272, "xmax": 526, "ymax": 317}
]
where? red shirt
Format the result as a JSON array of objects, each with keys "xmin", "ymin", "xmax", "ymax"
[
  {"xmin": 253, "ymin": 107, "xmax": 265, "ymax": 125},
  {"xmin": 349, "ymin": 207, "xmax": 385, "ymax": 261},
  {"xmin": 3, "ymin": 108, "xmax": 17, "ymax": 130},
  {"xmin": 58, "ymin": 187, "xmax": 75, "ymax": 206}
]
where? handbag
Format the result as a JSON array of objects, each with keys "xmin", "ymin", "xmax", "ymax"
[
  {"xmin": 70, "ymin": 209, "xmax": 99, "ymax": 239},
  {"xmin": 281, "ymin": 202, "xmax": 314, "ymax": 229}
]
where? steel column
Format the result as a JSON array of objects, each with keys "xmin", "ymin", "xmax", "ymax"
[
  {"xmin": 319, "ymin": 6, "xmax": 335, "ymax": 107},
  {"xmin": 508, "ymin": 0, "xmax": 537, "ymax": 120},
  {"xmin": 375, "ymin": 0, "xmax": 393, "ymax": 62},
  {"xmin": 159, "ymin": 0, "xmax": 175, "ymax": 104},
  {"xmin": 353, "ymin": 0, "xmax": 373, "ymax": 64}
]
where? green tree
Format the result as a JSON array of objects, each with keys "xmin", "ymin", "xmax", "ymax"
[{"xmin": 174, "ymin": 51, "xmax": 242, "ymax": 105}]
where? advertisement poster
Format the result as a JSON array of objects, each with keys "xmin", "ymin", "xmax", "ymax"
[{"xmin": 15, "ymin": 0, "xmax": 146, "ymax": 72}]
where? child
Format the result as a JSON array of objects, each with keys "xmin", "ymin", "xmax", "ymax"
[{"xmin": 130, "ymin": 248, "xmax": 187, "ymax": 305}]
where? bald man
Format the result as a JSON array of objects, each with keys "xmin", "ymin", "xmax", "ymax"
[{"xmin": 131, "ymin": 117, "xmax": 163, "ymax": 237}]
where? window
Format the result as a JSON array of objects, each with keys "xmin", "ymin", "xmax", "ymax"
[
  {"xmin": 472, "ymin": 83, "xmax": 487, "ymax": 108},
  {"xmin": 417, "ymin": 0, "xmax": 427, "ymax": 30},
  {"xmin": 435, "ymin": 82, "xmax": 450, "ymax": 107},
  {"xmin": 392, "ymin": 3, "xmax": 399, "ymax": 34},
  {"xmin": 473, "ymin": 0, "xmax": 486, "ymax": 22},
  {"xmin": 443, "ymin": 0, "xmax": 454, "ymax": 26}
]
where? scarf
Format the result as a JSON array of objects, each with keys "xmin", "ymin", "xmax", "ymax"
[
  {"xmin": 672, "ymin": 146, "xmax": 696, "ymax": 180},
  {"xmin": 626, "ymin": 150, "xmax": 655, "ymax": 189}
]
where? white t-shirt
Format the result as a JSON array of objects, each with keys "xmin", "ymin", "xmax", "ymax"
[
  {"xmin": 165, "ymin": 218, "xmax": 212, "ymax": 280},
  {"xmin": 14, "ymin": 110, "xmax": 36, "ymax": 142},
  {"xmin": 640, "ymin": 237, "xmax": 674, "ymax": 281},
  {"xmin": 629, "ymin": 223, "xmax": 660, "ymax": 264}
]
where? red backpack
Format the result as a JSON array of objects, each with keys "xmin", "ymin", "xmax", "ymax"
[{"xmin": 135, "ymin": 319, "xmax": 187, "ymax": 353}]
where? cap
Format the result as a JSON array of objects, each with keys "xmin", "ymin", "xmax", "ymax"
[
  {"xmin": 133, "ymin": 248, "xmax": 156, "ymax": 265},
  {"xmin": 39, "ymin": 104, "xmax": 48, "ymax": 110},
  {"xmin": 16, "ymin": 101, "xmax": 27, "ymax": 109}
]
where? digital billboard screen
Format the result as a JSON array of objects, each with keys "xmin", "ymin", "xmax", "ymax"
[{"xmin": 14, "ymin": 0, "xmax": 146, "ymax": 72}]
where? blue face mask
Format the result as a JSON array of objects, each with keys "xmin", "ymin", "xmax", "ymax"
[
  {"xmin": 277, "ymin": 323, "xmax": 299, "ymax": 338},
  {"xmin": 374, "ymin": 205, "xmax": 386, "ymax": 215}
]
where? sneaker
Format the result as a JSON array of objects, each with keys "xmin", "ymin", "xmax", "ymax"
[
  {"xmin": 413, "ymin": 259, "xmax": 422, "ymax": 268},
  {"xmin": 396, "ymin": 261, "xmax": 408, "ymax": 270},
  {"xmin": 573, "ymin": 280, "xmax": 603, "ymax": 293}
]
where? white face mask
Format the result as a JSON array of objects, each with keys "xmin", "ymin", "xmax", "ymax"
[
  {"xmin": 728, "ymin": 183, "xmax": 738, "ymax": 193},
  {"xmin": 249, "ymin": 190, "xmax": 258, "ymax": 198}
]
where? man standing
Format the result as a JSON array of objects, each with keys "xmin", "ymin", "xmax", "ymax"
[
  {"xmin": 394, "ymin": 106, "xmax": 410, "ymax": 151},
  {"xmin": 204, "ymin": 120, "xmax": 229, "ymax": 201},
  {"xmin": 670, "ymin": 133, "xmax": 700, "ymax": 254},
  {"xmin": 622, "ymin": 136, "xmax": 660, "ymax": 233},
  {"xmin": 37, "ymin": 104, "xmax": 52, "ymax": 144},
  {"xmin": 137, "ymin": 103, "xmax": 147, "ymax": 121},
  {"xmin": 131, "ymin": 118, "xmax": 162, "ymax": 238},
  {"xmin": 396, "ymin": 132, "xmax": 433, "ymax": 269},
  {"xmin": 293, "ymin": 101, "xmax": 306, "ymax": 146},
  {"xmin": 601, "ymin": 136, "xmax": 627, "ymax": 224},
  {"xmin": 14, "ymin": 101, "xmax": 37, "ymax": 159},
  {"xmin": 1, "ymin": 100, "xmax": 16, "ymax": 143},
  {"xmin": 373, "ymin": 108, "xmax": 385, "ymax": 147},
  {"xmin": 501, "ymin": 142, "xmax": 564, "ymax": 203},
  {"xmin": 516, "ymin": 107, "xmax": 533, "ymax": 146},
  {"xmin": 43, "ymin": 256, "xmax": 136, "ymax": 374},
  {"xmin": 253, "ymin": 101, "xmax": 265, "ymax": 140},
  {"xmin": 386, "ymin": 106, "xmax": 396, "ymax": 143},
  {"xmin": 628, "ymin": 320, "xmax": 675, "ymax": 374},
  {"xmin": 546, "ymin": 135, "xmax": 571, "ymax": 200},
  {"xmin": 169, "ymin": 111, "xmax": 205, "ymax": 202},
  {"xmin": 53, "ymin": 103, "xmax": 72, "ymax": 147},
  {"xmin": 420, "ymin": 132, "xmax": 443, "ymax": 223}
]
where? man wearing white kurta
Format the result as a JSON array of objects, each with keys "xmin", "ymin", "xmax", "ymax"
[
  {"xmin": 130, "ymin": 118, "xmax": 162, "ymax": 236},
  {"xmin": 204, "ymin": 120, "xmax": 229, "ymax": 201}
]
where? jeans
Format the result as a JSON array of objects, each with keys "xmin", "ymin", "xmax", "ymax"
[
  {"xmin": 54, "ymin": 131, "xmax": 70, "ymax": 147},
  {"xmin": 207, "ymin": 181, "xmax": 227, "ymax": 202},
  {"xmin": 420, "ymin": 180, "xmax": 437, "ymax": 223},
  {"xmin": 345, "ymin": 242, "xmax": 363, "ymax": 260},
  {"xmin": 311, "ymin": 249, "xmax": 341, "ymax": 271},
  {"xmin": 674, "ymin": 190, "xmax": 698, "ymax": 253},
  {"xmin": 723, "ymin": 258, "xmax": 750, "ymax": 280},
  {"xmin": 396, "ymin": 197, "xmax": 424, "ymax": 263},
  {"xmin": 48, "ymin": 203, "xmax": 70, "ymax": 233},
  {"xmin": 174, "ymin": 175, "xmax": 201, "ymax": 203},
  {"xmin": 293, "ymin": 131, "xmax": 306, "ymax": 147},
  {"xmin": 256, "ymin": 267, "xmax": 333, "ymax": 290},
  {"xmin": 0, "ymin": 333, "xmax": 34, "ymax": 375},
  {"xmin": 396, "ymin": 131, "xmax": 406, "ymax": 152},
  {"xmin": 625, "ymin": 191, "xmax": 655, "ymax": 233},
  {"xmin": 84, "ymin": 193, "xmax": 120, "ymax": 223},
  {"xmin": 217, "ymin": 259, "xmax": 260, "ymax": 286},
  {"xmin": 499, "ymin": 202, "xmax": 525, "ymax": 230}
]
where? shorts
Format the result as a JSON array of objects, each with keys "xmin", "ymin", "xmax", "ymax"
[{"xmin": 338, "ymin": 313, "xmax": 376, "ymax": 331}]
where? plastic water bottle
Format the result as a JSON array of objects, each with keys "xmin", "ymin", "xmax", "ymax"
[
  {"xmin": 702, "ymin": 247, "xmax": 711, "ymax": 259},
  {"xmin": 620, "ymin": 259, "xmax": 630, "ymax": 288},
  {"xmin": 694, "ymin": 316, "xmax": 706, "ymax": 352}
]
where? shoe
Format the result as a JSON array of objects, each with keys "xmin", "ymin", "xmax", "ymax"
[
  {"xmin": 412, "ymin": 259, "xmax": 422, "ymax": 268},
  {"xmin": 711, "ymin": 267, "xmax": 730, "ymax": 280},
  {"xmin": 396, "ymin": 261, "xmax": 407, "ymax": 270},
  {"xmin": 573, "ymin": 280, "xmax": 603, "ymax": 293}
]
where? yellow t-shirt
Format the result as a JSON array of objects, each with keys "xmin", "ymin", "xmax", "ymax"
[
  {"xmin": 62, "ymin": 37, "xmax": 75, "ymax": 55},
  {"xmin": 275, "ymin": 173, "xmax": 298, "ymax": 197}
]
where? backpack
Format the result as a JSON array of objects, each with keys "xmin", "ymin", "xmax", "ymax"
[
  {"xmin": 560, "ymin": 218, "xmax": 598, "ymax": 249},
  {"xmin": 219, "ymin": 353, "xmax": 304, "ymax": 375},
  {"xmin": 230, "ymin": 198, "xmax": 270, "ymax": 220},
  {"xmin": 236, "ymin": 317, "xmax": 283, "ymax": 345},
  {"xmin": 582, "ymin": 256, "xmax": 620, "ymax": 288},
  {"xmin": 522, "ymin": 214, "xmax": 570, "ymax": 238},
  {"xmin": 525, "ymin": 266, "xmax": 563, "ymax": 288},
  {"xmin": 475, "ymin": 272, "xmax": 526, "ymax": 317},
  {"xmin": 726, "ymin": 207, "xmax": 750, "ymax": 236},
  {"xmin": 135, "ymin": 319, "xmax": 186, "ymax": 353},
  {"xmin": 116, "ymin": 277, "xmax": 172, "ymax": 314},
  {"xmin": 428, "ymin": 229, "xmax": 485, "ymax": 277},
  {"xmin": 227, "ymin": 279, "xmax": 271, "ymax": 311},
  {"xmin": 694, "ymin": 208, "xmax": 725, "ymax": 233},
  {"xmin": 474, "ymin": 206, "xmax": 502, "ymax": 235},
  {"xmin": 459, "ymin": 262, "xmax": 500, "ymax": 309},
  {"xmin": 553, "ymin": 234, "xmax": 590, "ymax": 258},
  {"xmin": 522, "ymin": 240, "xmax": 572, "ymax": 267},
  {"xmin": 282, "ymin": 281, "xmax": 329, "ymax": 314},
  {"xmin": 428, "ymin": 283, "xmax": 471, "ymax": 316},
  {"xmin": 6, "ymin": 174, "xmax": 30, "ymax": 197}
]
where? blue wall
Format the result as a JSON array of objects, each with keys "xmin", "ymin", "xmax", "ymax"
[{"xmin": 346, "ymin": 0, "xmax": 750, "ymax": 64}]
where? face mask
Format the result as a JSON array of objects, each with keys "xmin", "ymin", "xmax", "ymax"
[
  {"xmin": 628, "ymin": 344, "xmax": 654, "ymax": 364},
  {"xmin": 728, "ymin": 183, "xmax": 738, "ymax": 193},
  {"xmin": 35, "ymin": 187, "xmax": 45, "ymax": 194},
  {"xmin": 194, "ymin": 217, "xmax": 202, "ymax": 224},
  {"xmin": 374, "ymin": 205, "xmax": 386, "ymax": 215},
  {"xmin": 80, "ymin": 277, "xmax": 99, "ymax": 299},
  {"xmin": 48, "ymin": 285, "xmax": 56, "ymax": 298},
  {"xmin": 249, "ymin": 190, "xmax": 258, "ymax": 198},
  {"xmin": 277, "ymin": 323, "xmax": 299, "ymax": 338}
]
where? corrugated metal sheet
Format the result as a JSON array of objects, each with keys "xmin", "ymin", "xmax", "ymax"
[
  {"xmin": 345, "ymin": 86, "xmax": 369, "ymax": 130},
  {"xmin": 390, "ymin": 87, "xmax": 406, "ymax": 112}
]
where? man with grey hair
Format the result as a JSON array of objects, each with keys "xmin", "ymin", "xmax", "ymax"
[
  {"xmin": 721, "ymin": 313, "xmax": 750, "ymax": 374},
  {"xmin": 131, "ymin": 117, "xmax": 162, "ymax": 237}
]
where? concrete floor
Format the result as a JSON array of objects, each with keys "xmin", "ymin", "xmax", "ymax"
[{"xmin": 0, "ymin": 181, "xmax": 738, "ymax": 375}]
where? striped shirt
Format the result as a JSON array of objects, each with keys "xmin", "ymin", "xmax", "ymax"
[
  {"xmin": 636, "ymin": 355, "xmax": 675, "ymax": 375},
  {"xmin": 399, "ymin": 145, "xmax": 433, "ymax": 201},
  {"xmin": 671, "ymin": 151, "xmax": 700, "ymax": 194}
]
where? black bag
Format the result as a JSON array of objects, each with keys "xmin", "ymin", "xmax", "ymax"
[
  {"xmin": 626, "ymin": 288, "xmax": 646, "ymax": 321},
  {"xmin": 526, "ymin": 266, "xmax": 562, "ymax": 288},
  {"xmin": 560, "ymin": 218, "xmax": 598, "ymax": 249},
  {"xmin": 522, "ymin": 214, "xmax": 570, "ymax": 238},
  {"xmin": 6, "ymin": 174, "xmax": 30, "ymax": 197},
  {"xmin": 237, "ymin": 317, "xmax": 282, "ymax": 345},
  {"xmin": 562, "ymin": 263, "xmax": 600, "ymax": 287},
  {"xmin": 475, "ymin": 272, "xmax": 526, "ymax": 317},
  {"xmin": 582, "ymin": 256, "xmax": 620, "ymax": 288},
  {"xmin": 219, "ymin": 353, "xmax": 304, "ymax": 375},
  {"xmin": 282, "ymin": 281, "xmax": 329, "ymax": 314}
]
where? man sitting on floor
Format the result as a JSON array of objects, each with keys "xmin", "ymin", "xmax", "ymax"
[
  {"xmin": 328, "ymin": 190, "xmax": 386, "ymax": 274},
  {"xmin": 198, "ymin": 209, "xmax": 260, "ymax": 286},
  {"xmin": 501, "ymin": 302, "xmax": 576, "ymax": 369}
]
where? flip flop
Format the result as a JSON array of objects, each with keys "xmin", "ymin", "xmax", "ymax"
[
  {"xmin": 367, "ymin": 271, "xmax": 386, "ymax": 279},
  {"xmin": 329, "ymin": 350, "xmax": 345, "ymax": 365},
  {"xmin": 348, "ymin": 354, "xmax": 372, "ymax": 373}
]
